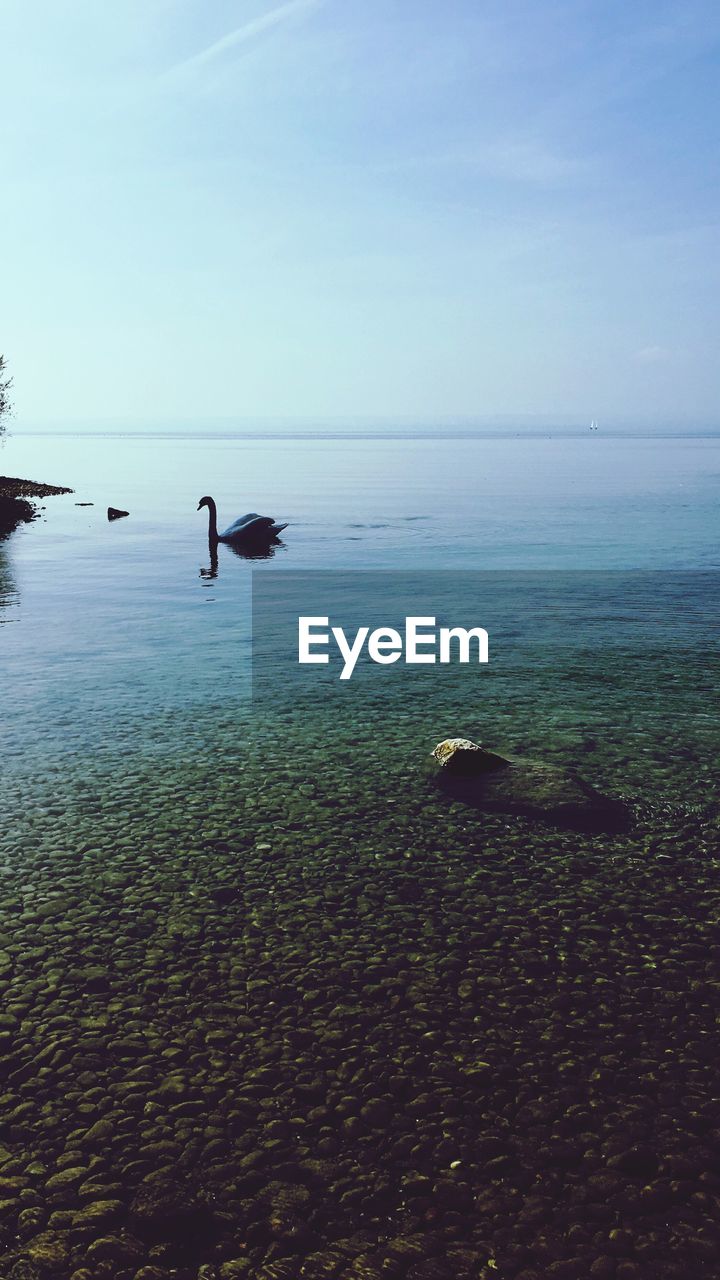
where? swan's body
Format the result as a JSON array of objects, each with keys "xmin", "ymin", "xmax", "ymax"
[
  {"xmin": 197, "ymin": 496, "xmax": 287, "ymax": 543},
  {"xmin": 219, "ymin": 511, "xmax": 282, "ymax": 539}
]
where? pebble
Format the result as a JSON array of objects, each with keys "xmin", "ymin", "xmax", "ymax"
[{"xmin": 0, "ymin": 701, "xmax": 717, "ymax": 1279}]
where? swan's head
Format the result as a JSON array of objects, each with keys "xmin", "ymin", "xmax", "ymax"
[{"xmin": 197, "ymin": 496, "xmax": 212, "ymax": 512}]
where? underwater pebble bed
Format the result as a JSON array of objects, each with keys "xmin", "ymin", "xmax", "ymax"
[{"xmin": 1, "ymin": 680, "xmax": 719, "ymax": 1280}]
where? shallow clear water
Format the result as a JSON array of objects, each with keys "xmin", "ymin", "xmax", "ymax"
[
  {"xmin": 0, "ymin": 430, "xmax": 719, "ymax": 1278},
  {"xmin": 1, "ymin": 428, "xmax": 718, "ymax": 743}
]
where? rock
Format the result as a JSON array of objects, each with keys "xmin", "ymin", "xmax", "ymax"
[
  {"xmin": 431, "ymin": 738, "xmax": 509, "ymax": 773},
  {"xmin": 71, "ymin": 1199, "xmax": 125, "ymax": 1230},
  {"xmin": 210, "ymin": 883, "xmax": 244, "ymax": 905},
  {"xmin": 79, "ymin": 1118, "xmax": 114, "ymax": 1147},
  {"xmin": 68, "ymin": 964, "xmax": 110, "ymax": 993},
  {"xmin": 23, "ymin": 1231, "xmax": 71, "ymax": 1271},
  {"xmin": 129, "ymin": 1183, "xmax": 216, "ymax": 1249},
  {"xmin": 0, "ymin": 1175, "xmax": 27, "ymax": 1199},
  {"xmin": 45, "ymin": 1166, "xmax": 88, "ymax": 1193},
  {"xmin": 607, "ymin": 1145, "xmax": 658, "ymax": 1178},
  {"xmin": 0, "ymin": 475, "xmax": 72, "ymax": 500},
  {"xmin": 107, "ymin": 507, "xmax": 129, "ymax": 520},
  {"xmin": 588, "ymin": 1260, "xmax": 616, "ymax": 1279},
  {"xmin": 156, "ymin": 1073, "xmax": 189, "ymax": 1100},
  {"xmin": 0, "ymin": 477, "xmax": 72, "ymax": 535},
  {"xmin": 360, "ymin": 1098, "xmax": 393, "ymax": 1128},
  {"xmin": 84, "ymin": 1231, "xmax": 144, "ymax": 1263},
  {"xmin": 34, "ymin": 895, "xmax": 74, "ymax": 919},
  {"xmin": 431, "ymin": 738, "xmax": 631, "ymax": 832},
  {"xmin": 17, "ymin": 1207, "xmax": 47, "ymax": 1239},
  {"xmin": 607, "ymin": 1228, "xmax": 635, "ymax": 1255},
  {"xmin": 0, "ymin": 497, "xmax": 36, "ymax": 535},
  {"xmin": 7, "ymin": 1263, "xmax": 44, "ymax": 1280}
]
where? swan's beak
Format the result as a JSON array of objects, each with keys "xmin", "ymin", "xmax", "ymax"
[{"xmin": 196, "ymin": 502, "xmax": 202, "ymax": 511}]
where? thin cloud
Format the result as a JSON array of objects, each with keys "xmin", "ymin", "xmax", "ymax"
[
  {"xmin": 476, "ymin": 140, "xmax": 589, "ymax": 185},
  {"xmin": 167, "ymin": 0, "xmax": 325, "ymax": 77},
  {"xmin": 381, "ymin": 139, "xmax": 592, "ymax": 187},
  {"xmin": 635, "ymin": 346, "xmax": 673, "ymax": 365}
]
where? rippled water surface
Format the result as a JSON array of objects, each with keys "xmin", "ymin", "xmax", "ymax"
[
  {"xmin": 1, "ymin": 428, "xmax": 718, "ymax": 740},
  {"xmin": 0, "ymin": 430, "xmax": 719, "ymax": 1279}
]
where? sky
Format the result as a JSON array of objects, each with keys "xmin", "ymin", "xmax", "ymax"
[{"xmin": 1, "ymin": 0, "xmax": 719, "ymax": 428}]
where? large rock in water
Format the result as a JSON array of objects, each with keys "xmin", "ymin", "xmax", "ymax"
[{"xmin": 431, "ymin": 737, "xmax": 631, "ymax": 832}]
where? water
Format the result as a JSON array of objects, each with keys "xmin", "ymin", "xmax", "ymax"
[
  {"xmin": 0, "ymin": 429, "xmax": 719, "ymax": 1277},
  {"xmin": 1, "ymin": 428, "xmax": 718, "ymax": 763}
]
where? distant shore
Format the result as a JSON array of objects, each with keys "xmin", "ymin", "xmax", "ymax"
[{"xmin": 0, "ymin": 475, "xmax": 73, "ymax": 536}]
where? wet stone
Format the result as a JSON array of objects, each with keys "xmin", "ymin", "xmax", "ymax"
[
  {"xmin": 0, "ymin": 681, "xmax": 718, "ymax": 1280},
  {"xmin": 606, "ymin": 1145, "xmax": 659, "ymax": 1178},
  {"xmin": 72, "ymin": 1200, "xmax": 126, "ymax": 1231}
]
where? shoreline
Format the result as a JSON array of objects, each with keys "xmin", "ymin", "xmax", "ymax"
[{"xmin": 0, "ymin": 475, "xmax": 73, "ymax": 536}]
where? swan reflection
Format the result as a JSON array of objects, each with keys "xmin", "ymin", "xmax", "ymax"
[{"xmin": 200, "ymin": 535, "xmax": 285, "ymax": 579}]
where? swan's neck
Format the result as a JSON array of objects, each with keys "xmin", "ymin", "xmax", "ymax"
[{"xmin": 207, "ymin": 499, "xmax": 219, "ymax": 541}]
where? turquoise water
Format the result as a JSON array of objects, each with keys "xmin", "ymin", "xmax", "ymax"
[
  {"xmin": 1, "ymin": 428, "xmax": 718, "ymax": 730},
  {"xmin": 1, "ymin": 429, "xmax": 718, "ymax": 764},
  {"xmin": 0, "ymin": 430, "xmax": 719, "ymax": 1279}
]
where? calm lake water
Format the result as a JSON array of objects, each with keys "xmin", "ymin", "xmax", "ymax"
[
  {"xmin": 0, "ymin": 430, "xmax": 719, "ymax": 1277},
  {"xmin": 2, "ymin": 427, "xmax": 719, "ymax": 727},
  {"xmin": 1, "ymin": 424, "xmax": 718, "ymax": 802}
]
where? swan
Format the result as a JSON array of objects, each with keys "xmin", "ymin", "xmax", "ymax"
[{"xmin": 197, "ymin": 496, "xmax": 287, "ymax": 543}]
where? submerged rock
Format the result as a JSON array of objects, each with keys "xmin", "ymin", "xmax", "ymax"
[
  {"xmin": 431, "ymin": 737, "xmax": 631, "ymax": 832},
  {"xmin": 432, "ymin": 738, "xmax": 510, "ymax": 774}
]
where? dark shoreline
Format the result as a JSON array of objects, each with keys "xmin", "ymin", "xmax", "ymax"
[{"xmin": 0, "ymin": 475, "xmax": 73, "ymax": 536}]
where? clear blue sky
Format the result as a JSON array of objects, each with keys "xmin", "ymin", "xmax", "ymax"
[{"xmin": 1, "ymin": 0, "xmax": 719, "ymax": 427}]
